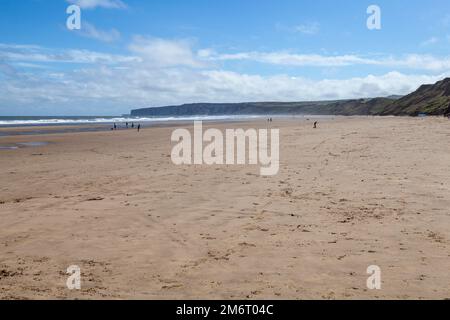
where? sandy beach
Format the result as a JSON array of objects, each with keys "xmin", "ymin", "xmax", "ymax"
[{"xmin": 0, "ymin": 116, "xmax": 449, "ymax": 300}]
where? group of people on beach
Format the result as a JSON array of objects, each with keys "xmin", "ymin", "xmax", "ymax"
[
  {"xmin": 112, "ymin": 122, "xmax": 141, "ymax": 132},
  {"xmin": 267, "ymin": 117, "xmax": 318, "ymax": 129}
]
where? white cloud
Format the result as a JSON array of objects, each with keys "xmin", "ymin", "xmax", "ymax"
[
  {"xmin": 209, "ymin": 52, "xmax": 371, "ymax": 67},
  {"xmin": 421, "ymin": 37, "xmax": 439, "ymax": 46},
  {"xmin": 5, "ymin": 41, "xmax": 450, "ymax": 72},
  {"xmin": 276, "ymin": 22, "xmax": 320, "ymax": 36},
  {"xmin": 2, "ymin": 39, "xmax": 450, "ymax": 114},
  {"xmin": 205, "ymin": 51, "xmax": 450, "ymax": 71},
  {"xmin": 1, "ymin": 55, "xmax": 448, "ymax": 113},
  {"xmin": 78, "ymin": 22, "xmax": 121, "ymax": 43},
  {"xmin": 66, "ymin": 0, "xmax": 126, "ymax": 10},
  {"xmin": 128, "ymin": 36, "xmax": 208, "ymax": 68},
  {"xmin": 390, "ymin": 54, "xmax": 450, "ymax": 71},
  {"xmin": 0, "ymin": 43, "xmax": 138, "ymax": 64},
  {"xmin": 294, "ymin": 22, "xmax": 320, "ymax": 35}
]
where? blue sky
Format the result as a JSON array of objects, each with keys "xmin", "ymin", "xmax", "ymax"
[{"xmin": 1, "ymin": 0, "xmax": 450, "ymax": 115}]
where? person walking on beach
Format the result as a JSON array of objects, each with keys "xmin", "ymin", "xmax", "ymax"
[
  {"xmin": 444, "ymin": 104, "xmax": 450, "ymax": 119},
  {"xmin": 137, "ymin": 124, "xmax": 141, "ymax": 132},
  {"xmin": 114, "ymin": 123, "xmax": 117, "ymax": 130},
  {"xmin": 131, "ymin": 123, "xmax": 135, "ymax": 129},
  {"xmin": 126, "ymin": 122, "xmax": 129, "ymax": 129}
]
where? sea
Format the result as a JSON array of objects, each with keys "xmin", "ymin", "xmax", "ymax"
[
  {"xmin": 0, "ymin": 115, "xmax": 278, "ymax": 137},
  {"xmin": 0, "ymin": 115, "xmax": 275, "ymax": 127}
]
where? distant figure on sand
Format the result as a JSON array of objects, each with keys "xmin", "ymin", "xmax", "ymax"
[
  {"xmin": 313, "ymin": 121, "xmax": 318, "ymax": 129},
  {"xmin": 137, "ymin": 124, "xmax": 141, "ymax": 132},
  {"xmin": 131, "ymin": 123, "xmax": 135, "ymax": 129},
  {"xmin": 126, "ymin": 122, "xmax": 129, "ymax": 128},
  {"xmin": 114, "ymin": 123, "xmax": 117, "ymax": 130}
]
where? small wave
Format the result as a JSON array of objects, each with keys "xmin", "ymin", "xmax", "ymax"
[{"xmin": 0, "ymin": 115, "xmax": 267, "ymax": 126}]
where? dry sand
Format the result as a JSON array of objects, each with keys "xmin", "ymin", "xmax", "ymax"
[{"xmin": 0, "ymin": 116, "xmax": 449, "ymax": 300}]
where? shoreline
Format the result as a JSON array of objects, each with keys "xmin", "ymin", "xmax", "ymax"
[{"xmin": 0, "ymin": 115, "xmax": 342, "ymax": 137}]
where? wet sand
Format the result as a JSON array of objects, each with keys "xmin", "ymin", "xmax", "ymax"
[{"xmin": 0, "ymin": 116, "xmax": 449, "ymax": 299}]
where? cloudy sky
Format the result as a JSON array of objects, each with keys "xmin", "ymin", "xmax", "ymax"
[{"xmin": 1, "ymin": 0, "xmax": 450, "ymax": 115}]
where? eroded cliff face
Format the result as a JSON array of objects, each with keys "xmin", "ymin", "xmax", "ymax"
[
  {"xmin": 380, "ymin": 78, "xmax": 450, "ymax": 116},
  {"xmin": 130, "ymin": 78, "xmax": 450, "ymax": 117},
  {"xmin": 130, "ymin": 98, "xmax": 398, "ymax": 117}
]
